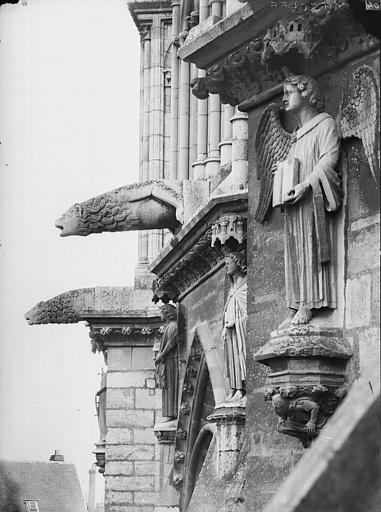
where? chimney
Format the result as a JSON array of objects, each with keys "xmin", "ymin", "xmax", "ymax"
[
  {"xmin": 49, "ymin": 449, "xmax": 64, "ymax": 463},
  {"xmin": 88, "ymin": 464, "xmax": 96, "ymax": 512}
]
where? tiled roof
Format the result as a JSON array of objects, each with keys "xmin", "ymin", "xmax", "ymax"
[{"xmin": 0, "ymin": 460, "xmax": 87, "ymax": 512}]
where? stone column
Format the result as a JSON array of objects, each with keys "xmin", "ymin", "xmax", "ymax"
[
  {"xmin": 170, "ymin": 1, "xmax": 180, "ymax": 179},
  {"xmin": 230, "ymin": 109, "xmax": 248, "ymax": 186},
  {"xmin": 205, "ymin": 93, "xmax": 221, "ymax": 179},
  {"xmin": 192, "ymin": 71, "xmax": 208, "ymax": 180},
  {"xmin": 199, "ymin": 0, "xmax": 209, "ymax": 22},
  {"xmin": 140, "ymin": 25, "xmax": 151, "ymax": 266},
  {"xmin": 90, "ymin": 316, "xmax": 164, "ymax": 511},
  {"xmin": 219, "ymin": 104, "xmax": 234, "ymax": 166},
  {"xmin": 210, "ymin": 0, "xmax": 223, "ymax": 18},
  {"xmin": 189, "ymin": 64, "xmax": 198, "ymax": 179},
  {"xmin": 149, "ymin": 16, "xmax": 163, "ymax": 181},
  {"xmin": 178, "ymin": 59, "xmax": 190, "ymax": 179}
]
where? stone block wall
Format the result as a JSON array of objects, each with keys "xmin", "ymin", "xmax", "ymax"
[{"xmin": 105, "ymin": 345, "xmax": 162, "ymax": 512}]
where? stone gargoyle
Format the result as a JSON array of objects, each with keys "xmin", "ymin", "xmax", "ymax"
[
  {"xmin": 24, "ymin": 286, "xmax": 135, "ymax": 325},
  {"xmin": 55, "ymin": 179, "xmax": 210, "ymax": 237}
]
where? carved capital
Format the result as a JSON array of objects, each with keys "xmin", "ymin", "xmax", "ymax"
[
  {"xmin": 154, "ymin": 422, "xmax": 177, "ymax": 444},
  {"xmin": 211, "ymin": 215, "xmax": 247, "ymax": 248},
  {"xmin": 89, "ymin": 320, "xmax": 163, "ymax": 351}
]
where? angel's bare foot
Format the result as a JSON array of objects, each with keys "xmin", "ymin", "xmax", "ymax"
[
  {"xmin": 278, "ymin": 310, "xmax": 296, "ymax": 329},
  {"xmin": 226, "ymin": 390, "xmax": 236, "ymax": 402},
  {"xmin": 232, "ymin": 390, "xmax": 245, "ymax": 401},
  {"xmin": 291, "ymin": 306, "xmax": 312, "ymax": 324}
]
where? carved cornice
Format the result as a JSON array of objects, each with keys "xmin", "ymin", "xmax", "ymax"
[
  {"xmin": 190, "ymin": 1, "xmax": 378, "ymax": 106},
  {"xmin": 89, "ymin": 322, "xmax": 163, "ymax": 353},
  {"xmin": 152, "ymin": 229, "xmax": 225, "ymax": 302}
]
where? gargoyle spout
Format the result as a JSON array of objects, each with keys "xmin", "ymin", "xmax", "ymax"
[{"xmin": 55, "ymin": 180, "xmax": 185, "ymax": 237}]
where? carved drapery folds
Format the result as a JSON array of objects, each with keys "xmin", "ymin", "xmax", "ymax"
[{"xmin": 190, "ymin": 1, "xmax": 377, "ymax": 106}]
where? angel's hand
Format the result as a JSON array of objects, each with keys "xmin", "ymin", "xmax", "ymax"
[
  {"xmin": 304, "ymin": 420, "xmax": 316, "ymax": 436},
  {"xmin": 284, "ymin": 182, "xmax": 309, "ymax": 204}
]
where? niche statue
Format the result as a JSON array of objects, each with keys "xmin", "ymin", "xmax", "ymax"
[
  {"xmin": 222, "ymin": 251, "xmax": 247, "ymax": 402},
  {"xmin": 155, "ymin": 304, "xmax": 179, "ymax": 421}
]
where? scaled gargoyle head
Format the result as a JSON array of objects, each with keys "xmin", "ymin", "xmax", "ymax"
[{"xmin": 25, "ymin": 295, "xmax": 79, "ymax": 325}]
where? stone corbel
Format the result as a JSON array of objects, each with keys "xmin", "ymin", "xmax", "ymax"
[
  {"xmin": 254, "ymin": 324, "xmax": 352, "ymax": 448},
  {"xmin": 93, "ymin": 441, "xmax": 105, "ymax": 475},
  {"xmin": 211, "ymin": 215, "xmax": 247, "ymax": 248},
  {"xmin": 154, "ymin": 421, "xmax": 177, "ymax": 444}
]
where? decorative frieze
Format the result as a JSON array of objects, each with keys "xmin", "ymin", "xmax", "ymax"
[{"xmin": 190, "ymin": 1, "xmax": 377, "ymax": 106}]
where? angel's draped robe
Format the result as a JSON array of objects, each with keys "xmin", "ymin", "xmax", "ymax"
[
  {"xmin": 284, "ymin": 113, "xmax": 342, "ymax": 310},
  {"xmin": 222, "ymin": 276, "xmax": 247, "ymax": 390}
]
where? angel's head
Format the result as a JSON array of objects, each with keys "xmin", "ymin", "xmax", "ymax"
[{"xmin": 283, "ymin": 75, "xmax": 325, "ymax": 114}]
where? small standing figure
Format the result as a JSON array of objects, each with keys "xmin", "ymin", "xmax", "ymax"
[
  {"xmin": 222, "ymin": 251, "xmax": 247, "ymax": 402},
  {"xmin": 272, "ymin": 393, "xmax": 327, "ymax": 448},
  {"xmin": 155, "ymin": 304, "xmax": 179, "ymax": 421},
  {"xmin": 95, "ymin": 369, "xmax": 107, "ymax": 442}
]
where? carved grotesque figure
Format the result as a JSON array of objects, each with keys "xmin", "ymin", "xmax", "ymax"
[
  {"xmin": 222, "ymin": 251, "xmax": 247, "ymax": 402},
  {"xmin": 155, "ymin": 304, "xmax": 179, "ymax": 421},
  {"xmin": 272, "ymin": 393, "xmax": 327, "ymax": 448}
]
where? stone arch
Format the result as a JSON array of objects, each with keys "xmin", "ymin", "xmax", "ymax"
[{"xmin": 193, "ymin": 322, "xmax": 226, "ymax": 405}]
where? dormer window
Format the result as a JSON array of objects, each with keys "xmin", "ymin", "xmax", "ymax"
[{"xmin": 26, "ymin": 501, "xmax": 39, "ymax": 512}]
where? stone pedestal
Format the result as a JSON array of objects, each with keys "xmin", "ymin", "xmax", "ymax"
[
  {"xmin": 254, "ymin": 324, "xmax": 352, "ymax": 447},
  {"xmin": 207, "ymin": 402, "xmax": 246, "ymax": 478}
]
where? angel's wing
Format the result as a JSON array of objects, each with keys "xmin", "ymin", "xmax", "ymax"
[
  {"xmin": 254, "ymin": 103, "xmax": 293, "ymax": 223},
  {"xmin": 336, "ymin": 65, "xmax": 380, "ymax": 185}
]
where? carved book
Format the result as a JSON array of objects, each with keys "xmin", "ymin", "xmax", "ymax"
[{"xmin": 272, "ymin": 158, "xmax": 300, "ymax": 207}]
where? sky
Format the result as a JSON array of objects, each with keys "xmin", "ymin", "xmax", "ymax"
[{"xmin": 0, "ymin": 0, "xmax": 140, "ymax": 504}]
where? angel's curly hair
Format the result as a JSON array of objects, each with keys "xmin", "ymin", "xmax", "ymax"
[
  {"xmin": 160, "ymin": 304, "xmax": 177, "ymax": 321},
  {"xmin": 225, "ymin": 250, "xmax": 247, "ymax": 277},
  {"xmin": 284, "ymin": 75, "xmax": 325, "ymax": 113}
]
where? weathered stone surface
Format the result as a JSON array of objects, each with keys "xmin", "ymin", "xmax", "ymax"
[
  {"xmin": 106, "ymin": 461, "xmax": 134, "ymax": 476},
  {"xmin": 134, "ymin": 427, "xmax": 156, "ymax": 445},
  {"xmin": 345, "ymin": 274, "xmax": 372, "ymax": 328},
  {"xmin": 134, "ymin": 461, "xmax": 159, "ymax": 476},
  {"xmin": 107, "ymin": 444, "xmax": 155, "ymax": 461},
  {"xmin": 132, "ymin": 346, "xmax": 156, "ymax": 370},
  {"xmin": 105, "ymin": 491, "xmax": 133, "ymax": 505},
  {"xmin": 134, "ymin": 491, "xmax": 158, "ymax": 505},
  {"xmin": 106, "ymin": 427, "xmax": 134, "ymax": 445},
  {"xmin": 347, "ymin": 223, "xmax": 380, "ymax": 277},
  {"xmin": 107, "ymin": 409, "xmax": 154, "ymax": 428},
  {"xmin": 107, "ymin": 388, "xmax": 135, "ymax": 409},
  {"xmin": 107, "ymin": 348, "xmax": 133, "ymax": 371},
  {"xmin": 107, "ymin": 371, "xmax": 156, "ymax": 389},
  {"xmin": 135, "ymin": 389, "xmax": 162, "ymax": 410},
  {"xmin": 358, "ymin": 327, "xmax": 380, "ymax": 381},
  {"xmin": 106, "ymin": 476, "xmax": 154, "ymax": 492}
]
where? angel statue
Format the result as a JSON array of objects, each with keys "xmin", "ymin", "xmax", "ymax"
[
  {"xmin": 255, "ymin": 67, "xmax": 379, "ymax": 327},
  {"xmin": 155, "ymin": 304, "xmax": 179, "ymax": 421},
  {"xmin": 222, "ymin": 250, "xmax": 247, "ymax": 402}
]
